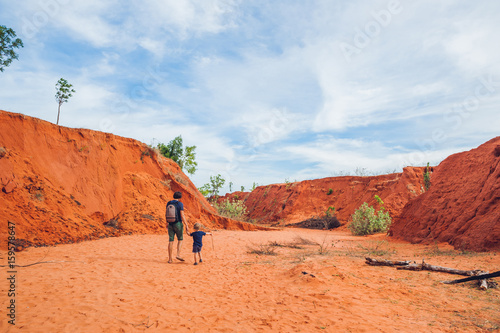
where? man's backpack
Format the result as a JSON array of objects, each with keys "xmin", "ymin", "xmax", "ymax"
[{"xmin": 166, "ymin": 202, "xmax": 179, "ymax": 223}]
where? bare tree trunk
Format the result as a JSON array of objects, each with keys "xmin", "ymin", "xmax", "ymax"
[{"xmin": 56, "ymin": 103, "xmax": 61, "ymax": 125}]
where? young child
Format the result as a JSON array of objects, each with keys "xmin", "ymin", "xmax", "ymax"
[{"xmin": 190, "ymin": 223, "xmax": 212, "ymax": 265}]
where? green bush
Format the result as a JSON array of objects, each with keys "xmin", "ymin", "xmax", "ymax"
[
  {"xmin": 424, "ymin": 162, "xmax": 431, "ymax": 190},
  {"xmin": 327, "ymin": 188, "xmax": 333, "ymax": 195},
  {"xmin": 349, "ymin": 202, "xmax": 392, "ymax": 236},
  {"xmin": 213, "ymin": 198, "xmax": 248, "ymax": 221}
]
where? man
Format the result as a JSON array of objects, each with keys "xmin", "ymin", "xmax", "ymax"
[{"xmin": 166, "ymin": 191, "xmax": 190, "ymax": 263}]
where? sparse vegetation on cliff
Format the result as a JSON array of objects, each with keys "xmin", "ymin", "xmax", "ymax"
[
  {"xmin": 157, "ymin": 135, "xmax": 197, "ymax": 175},
  {"xmin": 424, "ymin": 162, "xmax": 431, "ymax": 190}
]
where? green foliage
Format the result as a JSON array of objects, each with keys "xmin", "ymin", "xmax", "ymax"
[
  {"xmin": 424, "ymin": 162, "xmax": 431, "ymax": 190},
  {"xmin": 140, "ymin": 148, "xmax": 151, "ymax": 162},
  {"xmin": 158, "ymin": 136, "xmax": 182, "ymax": 163},
  {"xmin": 199, "ymin": 174, "xmax": 225, "ymax": 201},
  {"xmin": 55, "ymin": 78, "xmax": 75, "ymax": 125},
  {"xmin": 326, "ymin": 188, "xmax": 333, "ymax": 195},
  {"xmin": 240, "ymin": 185, "xmax": 245, "ymax": 192},
  {"xmin": 325, "ymin": 206, "xmax": 335, "ymax": 218},
  {"xmin": 229, "ymin": 181, "xmax": 233, "ymax": 192},
  {"xmin": 180, "ymin": 145, "xmax": 197, "ymax": 175},
  {"xmin": 263, "ymin": 186, "xmax": 270, "ymax": 197},
  {"xmin": 198, "ymin": 184, "xmax": 210, "ymax": 197},
  {"xmin": 349, "ymin": 202, "xmax": 392, "ymax": 236},
  {"xmin": 0, "ymin": 25, "xmax": 23, "ymax": 72},
  {"xmin": 251, "ymin": 182, "xmax": 258, "ymax": 191},
  {"xmin": 374, "ymin": 195, "xmax": 384, "ymax": 205},
  {"xmin": 213, "ymin": 198, "xmax": 248, "ymax": 221},
  {"xmin": 157, "ymin": 135, "xmax": 197, "ymax": 175}
]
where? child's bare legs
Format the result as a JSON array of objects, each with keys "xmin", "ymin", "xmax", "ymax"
[{"xmin": 194, "ymin": 251, "xmax": 203, "ymax": 265}]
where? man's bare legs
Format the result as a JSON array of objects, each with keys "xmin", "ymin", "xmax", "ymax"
[
  {"xmin": 168, "ymin": 241, "xmax": 174, "ymax": 263},
  {"xmin": 176, "ymin": 240, "xmax": 183, "ymax": 260},
  {"xmin": 169, "ymin": 240, "xmax": 184, "ymax": 263}
]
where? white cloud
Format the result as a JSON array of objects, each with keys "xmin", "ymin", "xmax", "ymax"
[{"xmin": 2, "ymin": 0, "xmax": 500, "ymax": 193}]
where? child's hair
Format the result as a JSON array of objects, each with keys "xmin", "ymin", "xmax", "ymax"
[{"xmin": 193, "ymin": 222, "xmax": 202, "ymax": 230}]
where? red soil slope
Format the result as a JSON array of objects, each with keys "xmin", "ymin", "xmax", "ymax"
[
  {"xmin": 390, "ymin": 137, "xmax": 500, "ymax": 251},
  {"xmin": 220, "ymin": 167, "xmax": 427, "ymax": 226},
  {"xmin": 0, "ymin": 110, "xmax": 262, "ymax": 250}
]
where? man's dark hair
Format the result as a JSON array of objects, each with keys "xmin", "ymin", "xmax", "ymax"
[{"xmin": 173, "ymin": 191, "xmax": 182, "ymax": 199}]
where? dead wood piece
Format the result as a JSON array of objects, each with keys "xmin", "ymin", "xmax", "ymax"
[
  {"xmin": 365, "ymin": 258, "xmax": 411, "ymax": 267},
  {"xmin": 396, "ymin": 260, "xmax": 484, "ymax": 276},
  {"xmin": 421, "ymin": 262, "xmax": 484, "ymax": 276},
  {"xmin": 396, "ymin": 263, "xmax": 423, "ymax": 271},
  {"xmin": 442, "ymin": 270, "xmax": 500, "ymax": 285},
  {"xmin": 479, "ymin": 279, "xmax": 488, "ymax": 290}
]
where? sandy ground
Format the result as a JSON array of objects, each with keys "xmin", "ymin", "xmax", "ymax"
[{"xmin": 1, "ymin": 228, "xmax": 499, "ymax": 332}]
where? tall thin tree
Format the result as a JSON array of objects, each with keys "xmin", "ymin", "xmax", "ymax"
[{"xmin": 55, "ymin": 78, "xmax": 75, "ymax": 125}]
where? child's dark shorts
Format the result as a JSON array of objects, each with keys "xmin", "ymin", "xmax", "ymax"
[{"xmin": 192, "ymin": 245, "xmax": 202, "ymax": 253}]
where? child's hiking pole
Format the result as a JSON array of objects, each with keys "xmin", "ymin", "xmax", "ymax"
[{"xmin": 211, "ymin": 233, "xmax": 216, "ymax": 259}]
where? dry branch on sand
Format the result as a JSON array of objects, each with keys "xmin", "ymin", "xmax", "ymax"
[{"xmin": 365, "ymin": 258, "xmax": 499, "ymax": 290}]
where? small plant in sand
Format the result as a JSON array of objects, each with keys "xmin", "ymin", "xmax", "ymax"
[
  {"xmin": 268, "ymin": 240, "xmax": 304, "ymax": 249},
  {"xmin": 357, "ymin": 240, "xmax": 395, "ymax": 256},
  {"xmin": 349, "ymin": 196, "xmax": 391, "ymax": 236},
  {"xmin": 291, "ymin": 235, "xmax": 317, "ymax": 246},
  {"xmin": 326, "ymin": 188, "xmax": 333, "ymax": 195},
  {"xmin": 318, "ymin": 236, "xmax": 336, "ymax": 255},
  {"xmin": 247, "ymin": 243, "xmax": 278, "ymax": 256}
]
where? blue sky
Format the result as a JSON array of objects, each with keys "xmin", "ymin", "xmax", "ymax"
[{"xmin": 1, "ymin": 0, "xmax": 499, "ymax": 193}]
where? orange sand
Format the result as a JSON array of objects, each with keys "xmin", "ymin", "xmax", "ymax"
[{"xmin": 1, "ymin": 229, "xmax": 499, "ymax": 332}]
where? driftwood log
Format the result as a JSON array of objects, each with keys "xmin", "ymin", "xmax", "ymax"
[
  {"xmin": 365, "ymin": 258, "xmax": 498, "ymax": 290},
  {"xmin": 365, "ymin": 258, "xmax": 411, "ymax": 267}
]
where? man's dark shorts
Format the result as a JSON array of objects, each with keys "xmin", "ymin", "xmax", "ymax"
[
  {"xmin": 168, "ymin": 222, "xmax": 183, "ymax": 241},
  {"xmin": 192, "ymin": 245, "xmax": 202, "ymax": 253}
]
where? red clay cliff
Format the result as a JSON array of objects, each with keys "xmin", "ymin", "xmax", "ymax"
[
  {"xmin": 0, "ymin": 110, "xmax": 262, "ymax": 250},
  {"xmin": 220, "ymin": 167, "xmax": 427, "ymax": 227},
  {"xmin": 390, "ymin": 137, "xmax": 500, "ymax": 251}
]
